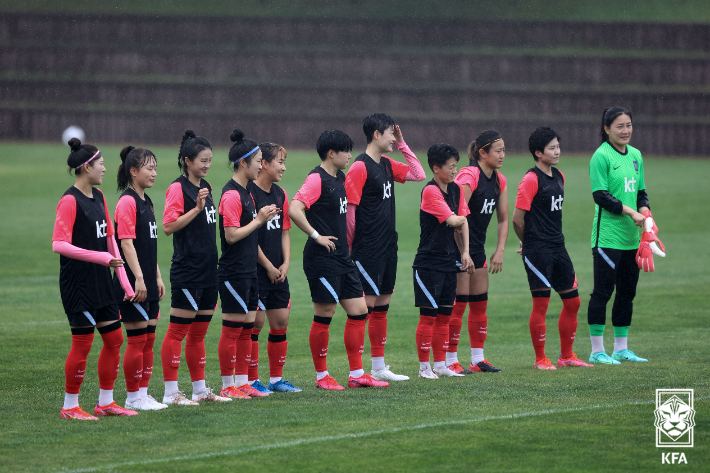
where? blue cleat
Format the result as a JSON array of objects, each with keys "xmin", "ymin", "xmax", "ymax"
[
  {"xmin": 589, "ymin": 351, "xmax": 621, "ymax": 365},
  {"xmin": 268, "ymin": 379, "xmax": 303, "ymax": 393},
  {"xmin": 612, "ymin": 349, "xmax": 648, "ymax": 362},
  {"xmin": 250, "ymin": 380, "xmax": 274, "ymax": 394}
]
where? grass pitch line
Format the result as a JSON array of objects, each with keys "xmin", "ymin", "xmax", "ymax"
[
  {"xmin": 60, "ymin": 395, "xmax": 708, "ymax": 473},
  {"xmin": 0, "ymin": 320, "xmax": 64, "ymax": 326}
]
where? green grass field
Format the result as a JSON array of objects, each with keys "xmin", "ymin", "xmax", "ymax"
[{"xmin": 0, "ymin": 141, "xmax": 708, "ymax": 472}]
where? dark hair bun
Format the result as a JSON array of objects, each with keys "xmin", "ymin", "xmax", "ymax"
[
  {"xmin": 230, "ymin": 128, "xmax": 245, "ymax": 143},
  {"xmin": 183, "ymin": 130, "xmax": 196, "ymax": 140},
  {"xmin": 68, "ymin": 137, "xmax": 82, "ymax": 152},
  {"xmin": 120, "ymin": 145, "xmax": 135, "ymax": 162}
]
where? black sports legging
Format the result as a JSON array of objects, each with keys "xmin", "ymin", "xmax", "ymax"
[{"xmin": 587, "ymin": 247, "xmax": 640, "ymax": 327}]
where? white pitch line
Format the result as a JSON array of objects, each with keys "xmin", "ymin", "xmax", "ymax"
[{"xmin": 59, "ymin": 395, "xmax": 708, "ymax": 473}]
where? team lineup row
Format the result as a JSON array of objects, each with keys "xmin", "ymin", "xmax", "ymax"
[{"xmin": 52, "ymin": 109, "xmax": 665, "ymax": 420}]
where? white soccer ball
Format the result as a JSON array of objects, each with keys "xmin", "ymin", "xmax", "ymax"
[{"xmin": 62, "ymin": 126, "xmax": 85, "ymax": 145}]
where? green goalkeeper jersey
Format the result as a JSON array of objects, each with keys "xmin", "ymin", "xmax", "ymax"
[{"xmin": 589, "ymin": 141, "xmax": 645, "ymax": 250}]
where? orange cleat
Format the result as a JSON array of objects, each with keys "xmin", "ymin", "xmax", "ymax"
[
  {"xmin": 220, "ymin": 385, "xmax": 252, "ymax": 399},
  {"xmin": 315, "ymin": 375, "xmax": 345, "ymax": 391},
  {"xmin": 236, "ymin": 384, "xmax": 270, "ymax": 398},
  {"xmin": 557, "ymin": 353, "xmax": 594, "ymax": 368},
  {"xmin": 94, "ymin": 401, "xmax": 139, "ymax": 416},
  {"xmin": 533, "ymin": 358, "xmax": 557, "ymax": 370},
  {"xmin": 348, "ymin": 373, "xmax": 390, "ymax": 388},
  {"xmin": 60, "ymin": 406, "xmax": 99, "ymax": 420},
  {"xmin": 448, "ymin": 361, "xmax": 474, "ymax": 374},
  {"xmin": 470, "ymin": 359, "xmax": 502, "ymax": 373}
]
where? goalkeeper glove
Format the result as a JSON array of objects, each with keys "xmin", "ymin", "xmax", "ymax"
[{"xmin": 637, "ymin": 211, "xmax": 666, "ymax": 272}]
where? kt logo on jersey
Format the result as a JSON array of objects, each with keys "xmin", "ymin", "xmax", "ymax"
[{"xmin": 654, "ymin": 389, "xmax": 695, "ymax": 447}]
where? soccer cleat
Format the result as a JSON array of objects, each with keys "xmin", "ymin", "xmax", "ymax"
[
  {"xmin": 143, "ymin": 394, "xmax": 169, "ymax": 409},
  {"xmin": 371, "ymin": 365, "xmax": 410, "ymax": 381},
  {"xmin": 470, "ymin": 359, "xmax": 502, "ymax": 373},
  {"xmin": 446, "ymin": 362, "xmax": 473, "ymax": 375},
  {"xmin": 60, "ymin": 406, "xmax": 98, "ymax": 420},
  {"xmin": 612, "ymin": 349, "xmax": 648, "ymax": 362},
  {"xmin": 236, "ymin": 384, "xmax": 270, "ymax": 397},
  {"xmin": 533, "ymin": 358, "xmax": 557, "ymax": 370},
  {"xmin": 433, "ymin": 366, "xmax": 465, "ymax": 377},
  {"xmin": 220, "ymin": 385, "xmax": 251, "ymax": 399},
  {"xmin": 250, "ymin": 380, "xmax": 274, "ymax": 394},
  {"xmin": 588, "ymin": 351, "xmax": 621, "ymax": 365},
  {"xmin": 557, "ymin": 353, "xmax": 594, "ymax": 368},
  {"xmin": 163, "ymin": 390, "xmax": 199, "ymax": 405},
  {"xmin": 418, "ymin": 365, "xmax": 439, "ymax": 379},
  {"xmin": 315, "ymin": 375, "xmax": 345, "ymax": 391},
  {"xmin": 94, "ymin": 401, "xmax": 139, "ymax": 416},
  {"xmin": 125, "ymin": 396, "xmax": 166, "ymax": 411},
  {"xmin": 348, "ymin": 373, "xmax": 390, "ymax": 388},
  {"xmin": 268, "ymin": 380, "xmax": 303, "ymax": 392},
  {"xmin": 192, "ymin": 387, "xmax": 233, "ymax": 402}
]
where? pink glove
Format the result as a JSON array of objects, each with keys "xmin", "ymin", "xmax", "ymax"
[
  {"xmin": 641, "ymin": 210, "xmax": 658, "ymax": 235},
  {"xmin": 636, "ymin": 230, "xmax": 666, "ymax": 272}
]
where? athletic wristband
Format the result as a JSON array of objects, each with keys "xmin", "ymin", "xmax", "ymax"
[{"xmin": 310, "ymin": 230, "xmax": 320, "ymax": 240}]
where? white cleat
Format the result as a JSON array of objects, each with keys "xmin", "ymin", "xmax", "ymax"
[
  {"xmin": 163, "ymin": 390, "xmax": 199, "ymax": 406},
  {"xmin": 371, "ymin": 365, "xmax": 410, "ymax": 381},
  {"xmin": 125, "ymin": 396, "xmax": 164, "ymax": 411},
  {"xmin": 418, "ymin": 366, "xmax": 439, "ymax": 379},
  {"xmin": 144, "ymin": 394, "xmax": 169, "ymax": 410},
  {"xmin": 192, "ymin": 387, "xmax": 232, "ymax": 402},
  {"xmin": 433, "ymin": 367, "xmax": 464, "ymax": 377}
]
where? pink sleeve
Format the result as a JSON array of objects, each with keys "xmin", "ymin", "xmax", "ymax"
[
  {"xmin": 98, "ymin": 189, "xmax": 115, "ymax": 237},
  {"xmin": 282, "ymin": 189, "xmax": 292, "ymax": 229},
  {"xmin": 421, "ymin": 186, "xmax": 454, "ymax": 223},
  {"xmin": 455, "ymin": 166, "xmax": 480, "ymax": 192},
  {"xmin": 293, "ymin": 173, "xmax": 322, "ymax": 209},
  {"xmin": 515, "ymin": 172, "xmax": 538, "ymax": 211},
  {"xmin": 395, "ymin": 141, "xmax": 426, "ymax": 182},
  {"xmin": 498, "ymin": 171, "xmax": 507, "ymax": 190},
  {"xmin": 52, "ymin": 195, "xmax": 77, "ymax": 243},
  {"xmin": 107, "ymin": 231, "xmax": 135, "ymax": 298},
  {"xmin": 457, "ymin": 183, "xmax": 470, "ymax": 217},
  {"xmin": 52, "ymin": 240, "xmax": 114, "ymax": 266},
  {"xmin": 347, "ymin": 203, "xmax": 357, "ymax": 250},
  {"xmin": 115, "ymin": 196, "xmax": 137, "ymax": 239},
  {"xmin": 163, "ymin": 182, "xmax": 184, "ymax": 225},
  {"xmin": 219, "ymin": 190, "xmax": 242, "ymax": 227},
  {"xmin": 344, "ymin": 161, "xmax": 367, "ymax": 205}
]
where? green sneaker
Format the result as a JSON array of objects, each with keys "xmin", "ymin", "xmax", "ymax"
[
  {"xmin": 612, "ymin": 349, "xmax": 648, "ymax": 362},
  {"xmin": 589, "ymin": 351, "xmax": 620, "ymax": 365}
]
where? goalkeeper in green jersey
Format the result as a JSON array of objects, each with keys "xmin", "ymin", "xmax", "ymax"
[{"xmin": 587, "ymin": 106, "xmax": 665, "ymax": 365}]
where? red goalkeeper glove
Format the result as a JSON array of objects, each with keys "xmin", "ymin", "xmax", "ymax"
[{"xmin": 637, "ymin": 211, "xmax": 666, "ymax": 272}]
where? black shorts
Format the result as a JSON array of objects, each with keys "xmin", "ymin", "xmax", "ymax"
[
  {"xmin": 220, "ymin": 278, "xmax": 259, "ymax": 314},
  {"xmin": 67, "ymin": 304, "xmax": 120, "ymax": 327},
  {"xmin": 456, "ymin": 250, "xmax": 488, "ymax": 272},
  {"xmin": 119, "ymin": 299, "xmax": 160, "ymax": 322},
  {"xmin": 257, "ymin": 279, "xmax": 291, "ymax": 311},
  {"xmin": 413, "ymin": 268, "xmax": 457, "ymax": 308},
  {"xmin": 308, "ymin": 270, "xmax": 364, "ymax": 304},
  {"xmin": 171, "ymin": 285, "xmax": 219, "ymax": 312},
  {"xmin": 522, "ymin": 250, "xmax": 577, "ymax": 292},
  {"xmin": 353, "ymin": 255, "xmax": 397, "ymax": 296}
]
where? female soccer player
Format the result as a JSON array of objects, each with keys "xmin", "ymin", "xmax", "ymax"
[
  {"xmin": 289, "ymin": 130, "xmax": 389, "ymax": 390},
  {"xmin": 513, "ymin": 127, "xmax": 592, "ymax": 370},
  {"xmin": 587, "ymin": 107, "xmax": 663, "ymax": 364},
  {"xmin": 53, "ymin": 138, "xmax": 137, "ymax": 420},
  {"xmin": 448, "ymin": 130, "xmax": 507, "ymax": 374},
  {"xmin": 217, "ymin": 130, "xmax": 279, "ymax": 399},
  {"xmin": 161, "ymin": 130, "xmax": 230, "ymax": 405},
  {"xmin": 247, "ymin": 142, "xmax": 302, "ymax": 393},
  {"xmin": 413, "ymin": 143, "xmax": 472, "ymax": 379},
  {"xmin": 114, "ymin": 145, "xmax": 168, "ymax": 410}
]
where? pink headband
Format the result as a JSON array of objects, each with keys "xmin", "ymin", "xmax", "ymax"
[{"xmin": 75, "ymin": 150, "xmax": 100, "ymax": 169}]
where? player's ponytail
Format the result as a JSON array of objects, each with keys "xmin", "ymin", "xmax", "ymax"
[
  {"xmin": 600, "ymin": 106, "xmax": 633, "ymax": 144},
  {"xmin": 468, "ymin": 130, "xmax": 502, "ymax": 165},
  {"xmin": 177, "ymin": 130, "xmax": 211, "ymax": 176},
  {"xmin": 117, "ymin": 145, "xmax": 157, "ymax": 191},
  {"xmin": 228, "ymin": 128, "xmax": 259, "ymax": 169},
  {"xmin": 67, "ymin": 138, "xmax": 100, "ymax": 176}
]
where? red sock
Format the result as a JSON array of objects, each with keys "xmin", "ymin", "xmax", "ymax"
[
  {"xmin": 468, "ymin": 295, "xmax": 488, "ymax": 349},
  {"xmin": 218, "ymin": 321, "xmax": 242, "ymax": 377},
  {"xmin": 309, "ymin": 317, "xmax": 331, "ymax": 372},
  {"xmin": 368, "ymin": 305, "xmax": 388, "ymax": 358},
  {"xmin": 415, "ymin": 310, "xmax": 436, "ymax": 362},
  {"xmin": 344, "ymin": 314, "xmax": 367, "ymax": 372},
  {"xmin": 185, "ymin": 318, "xmax": 211, "ymax": 382},
  {"xmin": 249, "ymin": 328, "xmax": 261, "ymax": 381},
  {"xmin": 140, "ymin": 328, "xmax": 156, "ymax": 389},
  {"xmin": 97, "ymin": 322, "xmax": 124, "ymax": 390},
  {"xmin": 432, "ymin": 312, "xmax": 451, "ymax": 363},
  {"xmin": 160, "ymin": 317, "xmax": 192, "ymax": 382},
  {"xmin": 447, "ymin": 297, "xmax": 467, "ymax": 353},
  {"xmin": 559, "ymin": 292, "xmax": 580, "ymax": 359},
  {"xmin": 65, "ymin": 329, "xmax": 94, "ymax": 394},
  {"xmin": 235, "ymin": 322, "xmax": 253, "ymax": 377},
  {"xmin": 530, "ymin": 292, "xmax": 550, "ymax": 361},
  {"xmin": 123, "ymin": 328, "xmax": 147, "ymax": 393},
  {"xmin": 267, "ymin": 328, "xmax": 288, "ymax": 378}
]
